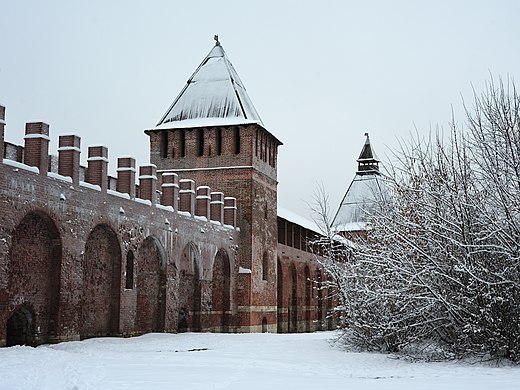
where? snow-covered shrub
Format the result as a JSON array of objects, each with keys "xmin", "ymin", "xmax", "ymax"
[{"xmin": 314, "ymin": 78, "xmax": 520, "ymax": 362}]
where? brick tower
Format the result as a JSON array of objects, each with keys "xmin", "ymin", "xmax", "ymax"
[{"xmin": 145, "ymin": 36, "xmax": 282, "ymax": 332}]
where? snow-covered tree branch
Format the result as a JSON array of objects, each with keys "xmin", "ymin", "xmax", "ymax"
[{"xmin": 313, "ymin": 77, "xmax": 520, "ymax": 362}]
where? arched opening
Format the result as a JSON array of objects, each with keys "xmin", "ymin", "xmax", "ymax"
[
  {"xmin": 81, "ymin": 224, "xmax": 121, "ymax": 339},
  {"xmin": 304, "ymin": 266, "xmax": 311, "ymax": 332},
  {"xmin": 276, "ymin": 259, "xmax": 284, "ymax": 333},
  {"xmin": 290, "ymin": 263, "xmax": 298, "ymax": 333},
  {"xmin": 6, "ymin": 306, "xmax": 34, "ymax": 347},
  {"xmin": 7, "ymin": 211, "xmax": 61, "ymax": 345},
  {"xmin": 178, "ymin": 242, "xmax": 200, "ymax": 332},
  {"xmin": 317, "ymin": 269, "xmax": 323, "ymax": 330},
  {"xmin": 327, "ymin": 283, "xmax": 334, "ymax": 330},
  {"xmin": 136, "ymin": 236, "xmax": 167, "ymax": 333},
  {"xmin": 211, "ymin": 249, "xmax": 231, "ymax": 332},
  {"xmin": 262, "ymin": 317, "xmax": 268, "ymax": 333},
  {"xmin": 125, "ymin": 250, "xmax": 134, "ymax": 290}
]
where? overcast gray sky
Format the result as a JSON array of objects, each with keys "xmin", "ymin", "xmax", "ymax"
[{"xmin": 2, "ymin": 0, "xmax": 519, "ymax": 219}]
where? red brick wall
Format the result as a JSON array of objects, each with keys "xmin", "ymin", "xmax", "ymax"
[
  {"xmin": 0, "ymin": 114, "xmax": 335, "ymax": 346},
  {"xmin": 149, "ymin": 123, "xmax": 281, "ymax": 332},
  {"xmin": 0, "ymin": 105, "xmax": 5, "ymax": 160},
  {"xmin": 0, "ymin": 157, "xmax": 239, "ymax": 346}
]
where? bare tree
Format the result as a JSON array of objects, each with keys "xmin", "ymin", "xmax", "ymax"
[{"xmin": 314, "ymin": 78, "xmax": 520, "ymax": 362}]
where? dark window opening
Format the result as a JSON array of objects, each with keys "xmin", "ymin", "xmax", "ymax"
[
  {"xmin": 264, "ymin": 137, "xmax": 268, "ymax": 162},
  {"xmin": 180, "ymin": 130, "xmax": 186, "ymax": 157},
  {"xmin": 287, "ymin": 223, "xmax": 294, "ymax": 247},
  {"xmin": 161, "ymin": 131, "xmax": 168, "ymax": 158},
  {"xmin": 125, "ymin": 250, "xmax": 134, "ymax": 289},
  {"xmin": 216, "ymin": 128, "xmax": 222, "ymax": 155},
  {"xmin": 234, "ymin": 127, "xmax": 240, "ymax": 154},
  {"xmin": 197, "ymin": 128, "xmax": 204, "ymax": 156},
  {"xmin": 278, "ymin": 219, "xmax": 286, "ymax": 245},
  {"xmin": 255, "ymin": 130, "xmax": 259, "ymax": 157}
]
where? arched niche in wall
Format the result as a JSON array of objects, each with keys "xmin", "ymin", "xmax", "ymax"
[
  {"xmin": 304, "ymin": 265, "xmax": 311, "ymax": 332},
  {"xmin": 6, "ymin": 210, "xmax": 61, "ymax": 346},
  {"xmin": 211, "ymin": 248, "xmax": 231, "ymax": 332},
  {"xmin": 178, "ymin": 242, "xmax": 201, "ymax": 332},
  {"xmin": 276, "ymin": 258, "xmax": 284, "ymax": 333},
  {"xmin": 81, "ymin": 224, "xmax": 121, "ymax": 339},
  {"xmin": 290, "ymin": 262, "xmax": 298, "ymax": 333},
  {"xmin": 136, "ymin": 236, "xmax": 167, "ymax": 333}
]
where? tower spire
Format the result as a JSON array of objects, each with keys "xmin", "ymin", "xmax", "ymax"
[{"xmin": 357, "ymin": 132, "xmax": 379, "ymax": 174}]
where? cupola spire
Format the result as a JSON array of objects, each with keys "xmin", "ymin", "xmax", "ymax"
[{"xmin": 357, "ymin": 132, "xmax": 380, "ymax": 175}]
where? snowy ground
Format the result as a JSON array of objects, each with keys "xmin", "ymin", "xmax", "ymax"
[{"xmin": 0, "ymin": 331, "xmax": 519, "ymax": 390}]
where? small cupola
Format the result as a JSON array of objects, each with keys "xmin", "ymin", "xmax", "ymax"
[{"xmin": 357, "ymin": 133, "xmax": 380, "ymax": 175}]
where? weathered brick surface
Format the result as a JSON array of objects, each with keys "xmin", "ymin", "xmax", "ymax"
[
  {"xmin": 0, "ymin": 105, "xmax": 5, "ymax": 160},
  {"xmin": 86, "ymin": 146, "xmax": 108, "ymax": 192},
  {"xmin": 0, "ymin": 152, "xmax": 239, "ymax": 345},
  {"xmin": 117, "ymin": 157, "xmax": 136, "ymax": 198},
  {"xmin": 138, "ymin": 165, "xmax": 157, "ymax": 204},
  {"xmin": 23, "ymin": 122, "xmax": 49, "ymax": 174},
  {"xmin": 58, "ymin": 135, "xmax": 81, "ymax": 185},
  {"xmin": 0, "ymin": 107, "xmax": 335, "ymax": 346},
  {"xmin": 150, "ymin": 124, "xmax": 282, "ymax": 331}
]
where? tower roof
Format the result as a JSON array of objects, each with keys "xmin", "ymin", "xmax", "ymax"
[
  {"xmin": 333, "ymin": 134, "xmax": 386, "ymax": 232},
  {"xmin": 153, "ymin": 36, "xmax": 263, "ymax": 130}
]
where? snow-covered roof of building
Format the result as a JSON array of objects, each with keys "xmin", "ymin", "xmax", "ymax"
[
  {"xmin": 151, "ymin": 36, "xmax": 263, "ymax": 130},
  {"xmin": 278, "ymin": 206, "xmax": 356, "ymax": 249},
  {"xmin": 277, "ymin": 206, "xmax": 322, "ymax": 235},
  {"xmin": 333, "ymin": 134, "xmax": 387, "ymax": 232}
]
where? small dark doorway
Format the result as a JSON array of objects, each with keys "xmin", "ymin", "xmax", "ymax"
[
  {"xmin": 178, "ymin": 308, "xmax": 188, "ymax": 333},
  {"xmin": 262, "ymin": 317, "xmax": 268, "ymax": 333},
  {"xmin": 6, "ymin": 307, "xmax": 34, "ymax": 347}
]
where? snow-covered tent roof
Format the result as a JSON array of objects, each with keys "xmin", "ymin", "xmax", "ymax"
[
  {"xmin": 152, "ymin": 36, "xmax": 263, "ymax": 130},
  {"xmin": 333, "ymin": 134, "xmax": 387, "ymax": 232}
]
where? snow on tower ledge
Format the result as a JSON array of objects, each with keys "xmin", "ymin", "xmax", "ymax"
[{"xmin": 150, "ymin": 36, "xmax": 263, "ymax": 130}]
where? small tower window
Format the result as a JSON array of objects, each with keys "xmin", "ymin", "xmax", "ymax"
[
  {"xmin": 125, "ymin": 250, "xmax": 134, "ymax": 289},
  {"xmin": 234, "ymin": 127, "xmax": 240, "ymax": 154},
  {"xmin": 180, "ymin": 129, "xmax": 186, "ymax": 157},
  {"xmin": 216, "ymin": 128, "xmax": 222, "ymax": 155},
  {"xmin": 161, "ymin": 131, "xmax": 168, "ymax": 158},
  {"xmin": 197, "ymin": 128, "xmax": 204, "ymax": 156},
  {"xmin": 255, "ymin": 129, "xmax": 259, "ymax": 157}
]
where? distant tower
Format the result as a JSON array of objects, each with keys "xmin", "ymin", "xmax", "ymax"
[
  {"xmin": 333, "ymin": 133, "xmax": 385, "ymax": 235},
  {"xmin": 145, "ymin": 38, "xmax": 282, "ymax": 332}
]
